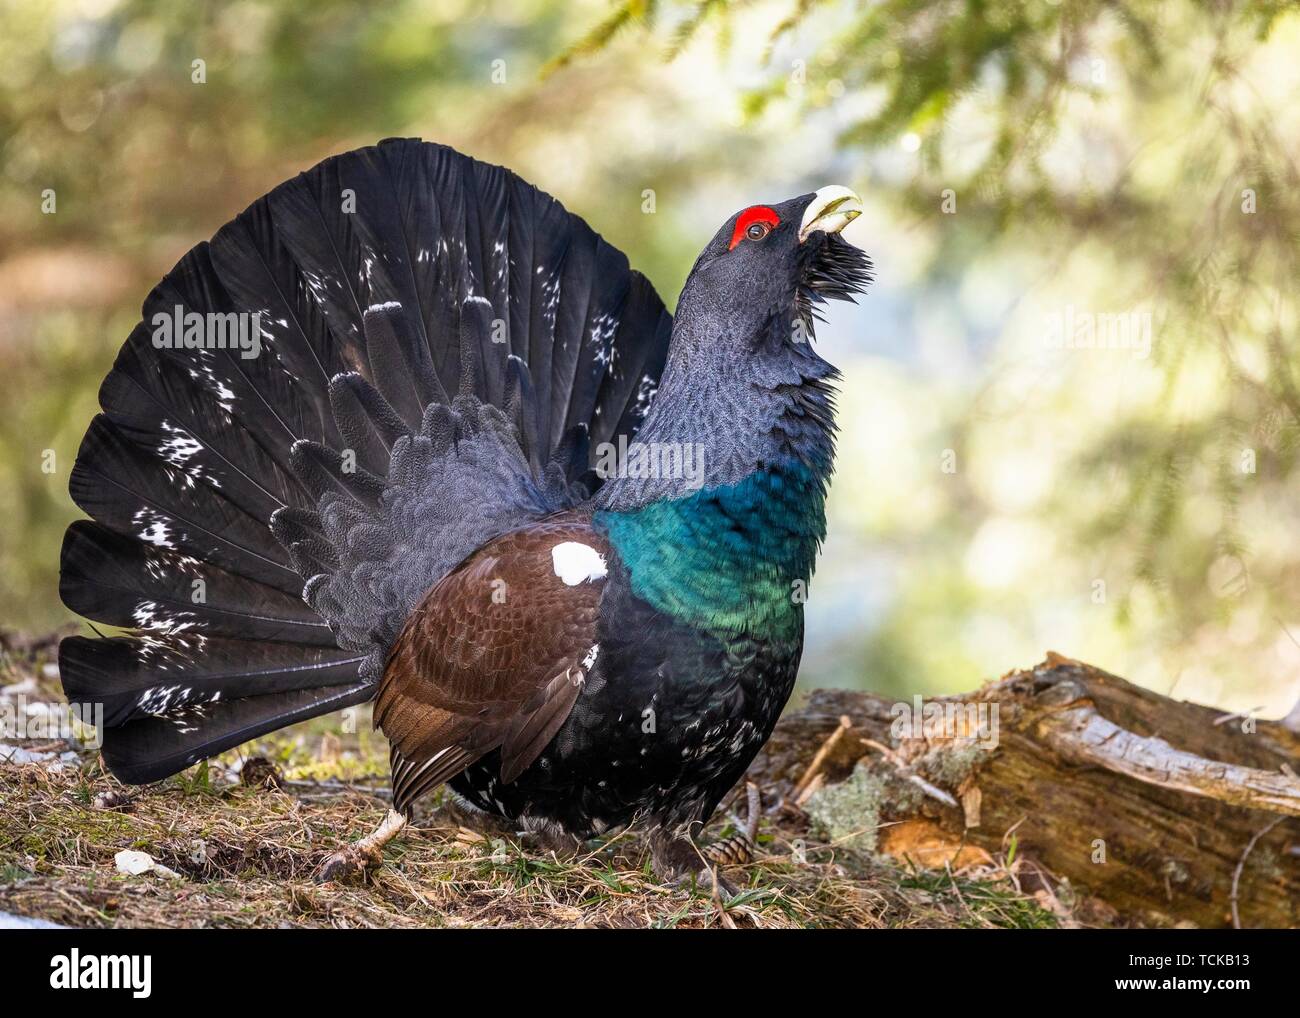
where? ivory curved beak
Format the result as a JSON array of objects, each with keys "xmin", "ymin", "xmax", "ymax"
[{"xmin": 799, "ymin": 185, "xmax": 863, "ymax": 242}]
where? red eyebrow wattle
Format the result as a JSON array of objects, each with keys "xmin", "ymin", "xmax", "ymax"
[{"xmin": 728, "ymin": 206, "xmax": 780, "ymax": 250}]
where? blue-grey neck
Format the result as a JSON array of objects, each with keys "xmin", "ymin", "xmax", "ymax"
[{"xmin": 594, "ymin": 300, "xmax": 839, "ymax": 512}]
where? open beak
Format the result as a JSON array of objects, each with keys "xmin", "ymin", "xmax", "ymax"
[{"xmin": 799, "ymin": 185, "xmax": 863, "ymax": 243}]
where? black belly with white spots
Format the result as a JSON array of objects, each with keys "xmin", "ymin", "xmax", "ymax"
[{"xmin": 448, "ymin": 578, "xmax": 803, "ymax": 837}]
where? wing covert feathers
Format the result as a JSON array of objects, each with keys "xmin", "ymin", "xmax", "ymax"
[{"xmin": 376, "ymin": 514, "xmax": 606, "ymax": 812}]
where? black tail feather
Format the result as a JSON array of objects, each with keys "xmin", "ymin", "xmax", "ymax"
[
  {"xmin": 61, "ymin": 520, "xmax": 333, "ymax": 647},
  {"xmin": 60, "ymin": 634, "xmax": 366, "ymax": 729},
  {"xmin": 361, "ymin": 302, "xmax": 442, "ymax": 427},
  {"xmin": 328, "ymin": 372, "xmax": 411, "ymax": 457},
  {"xmin": 60, "ymin": 138, "xmax": 673, "ymax": 784},
  {"xmin": 289, "ymin": 439, "xmax": 385, "ymax": 506},
  {"xmin": 99, "ymin": 684, "xmax": 374, "ymax": 784},
  {"xmin": 69, "ymin": 416, "xmax": 303, "ymax": 595}
]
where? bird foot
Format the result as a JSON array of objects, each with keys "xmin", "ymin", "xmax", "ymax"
[
  {"xmin": 651, "ymin": 784, "xmax": 762, "ymax": 899},
  {"xmin": 317, "ymin": 843, "xmax": 383, "ymax": 884},
  {"xmin": 317, "ymin": 808, "xmax": 408, "ymax": 884},
  {"xmin": 650, "ymin": 830, "xmax": 742, "ymax": 899},
  {"xmin": 517, "ymin": 820, "xmax": 584, "ymax": 860},
  {"xmin": 669, "ymin": 865, "xmax": 742, "ymax": 900}
]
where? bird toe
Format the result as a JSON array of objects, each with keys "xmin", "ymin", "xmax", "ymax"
[{"xmin": 317, "ymin": 844, "xmax": 382, "ymax": 884}]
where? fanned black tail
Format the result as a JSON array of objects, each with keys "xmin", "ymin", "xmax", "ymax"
[{"xmin": 59, "ymin": 138, "xmax": 672, "ymax": 783}]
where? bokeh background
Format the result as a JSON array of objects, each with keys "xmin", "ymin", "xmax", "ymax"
[{"xmin": 2, "ymin": 0, "xmax": 1298, "ymax": 717}]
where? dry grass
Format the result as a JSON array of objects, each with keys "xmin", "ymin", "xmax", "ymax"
[
  {"xmin": 0, "ymin": 762, "xmax": 1061, "ymax": 929},
  {"xmin": 0, "ymin": 631, "xmax": 1058, "ymax": 929}
]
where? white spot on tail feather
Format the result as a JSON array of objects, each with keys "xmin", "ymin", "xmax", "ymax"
[{"xmin": 551, "ymin": 542, "xmax": 606, "ymax": 586}]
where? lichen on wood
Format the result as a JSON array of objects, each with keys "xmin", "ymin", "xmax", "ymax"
[{"xmin": 747, "ymin": 654, "xmax": 1300, "ymax": 928}]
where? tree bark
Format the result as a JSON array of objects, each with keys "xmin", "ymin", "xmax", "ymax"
[{"xmin": 747, "ymin": 653, "xmax": 1300, "ymax": 928}]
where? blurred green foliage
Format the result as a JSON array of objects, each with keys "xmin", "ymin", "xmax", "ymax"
[
  {"xmin": 557, "ymin": 0, "xmax": 1300, "ymax": 711},
  {"xmin": 0, "ymin": 0, "xmax": 706, "ymax": 627},
  {"xmin": 3, "ymin": 0, "xmax": 1299, "ymax": 715}
]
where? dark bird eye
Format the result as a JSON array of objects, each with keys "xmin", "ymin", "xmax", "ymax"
[{"xmin": 746, "ymin": 222, "xmax": 771, "ymax": 241}]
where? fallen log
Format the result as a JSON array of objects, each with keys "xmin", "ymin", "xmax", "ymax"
[{"xmin": 747, "ymin": 653, "xmax": 1300, "ymax": 928}]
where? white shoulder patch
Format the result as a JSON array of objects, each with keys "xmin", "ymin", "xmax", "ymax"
[{"xmin": 551, "ymin": 542, "xmax": 607, "ymax": 586}]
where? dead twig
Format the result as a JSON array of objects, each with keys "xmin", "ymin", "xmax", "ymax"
[
  {"xmin": 1230, "ymin": 816, "xmax": 1286, "ymax": 929},
  {"xmin": 792, "ymin": 715, "xmax": 852, "ymax": 804},
  {"xmin": 862, "ymin": 738, "xmax": 960, "ymax": 808}
]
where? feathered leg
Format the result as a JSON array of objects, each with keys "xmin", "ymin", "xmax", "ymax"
[
  {"xmin": 650, "ymin": 783, "xmax": 762, "ymax": 896},
  {"xmin": 318, "ymin": 808, "xmax": 408, "ymax": 883}
]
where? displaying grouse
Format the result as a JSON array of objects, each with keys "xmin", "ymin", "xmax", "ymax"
[{"xmin": 58, "ymin": 138, "xmax": 870, "ymax": 882}]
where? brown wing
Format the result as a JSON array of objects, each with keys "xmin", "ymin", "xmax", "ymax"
[{"xmin": 374, "ymin": 513, "xmax": 607, "ymax": 812}]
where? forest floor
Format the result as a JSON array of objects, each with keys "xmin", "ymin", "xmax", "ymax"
[{"xmin": 0, "ymin": 631, "xmax": 1061, "ymax": 929}]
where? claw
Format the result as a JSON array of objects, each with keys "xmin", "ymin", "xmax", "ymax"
[
  {"xmin": 317, "ymin": 843, "xmax": 383, "ymax": 884},
  {"xmin": 317, "ymin": 808, "xmax": 408, "ymax": 884},
  {"xmin": 667, "ymin": 865, "xmax": 741, "ymax": 900}
]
